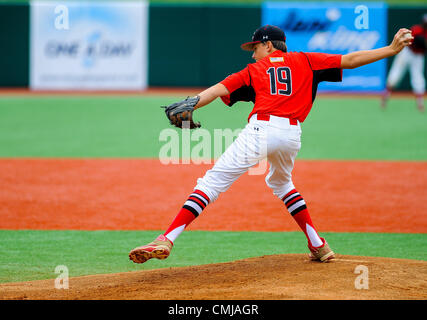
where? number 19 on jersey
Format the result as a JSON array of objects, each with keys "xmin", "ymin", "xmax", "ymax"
[{"xmin": 266, "ymin": 67, "xmax": 292, "ymax": 96}]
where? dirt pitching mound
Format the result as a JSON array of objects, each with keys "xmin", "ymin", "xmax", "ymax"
[{"xmin": 1, "ymin": 254, "xmax": 426, "ymax": 300}]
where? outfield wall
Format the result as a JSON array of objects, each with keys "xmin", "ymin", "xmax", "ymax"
[
  {"xmin": 0, "ymin": 2, "xmax": 425, "ymax": 91},
  {"xmin": 149, "ymin": 4, "xmax": 260, "ymax": 87},
  {"xmin": 0, "ymin": 3, "xmax": 29, "ymax": 87}
]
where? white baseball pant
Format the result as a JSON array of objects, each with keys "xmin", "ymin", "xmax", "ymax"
[
  {"xmin": 387, "ymin": 47, "xmax": 426, "ymax": 95},
  {"xmin": 195, "ymin": 114, "xmax": 302, "ymax": 203}
]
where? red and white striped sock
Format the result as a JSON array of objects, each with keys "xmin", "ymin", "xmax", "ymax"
[
  {"xmin": 163, "ymin": 189, "xmax": 210, "ymax": 243},
  {"xmin": 282, "ymin": 189, "xmax": 323, "ymax": 248}
]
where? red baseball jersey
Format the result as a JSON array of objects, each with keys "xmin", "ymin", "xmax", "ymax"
[
  {"xmin": 220, "ymin": 50, "xmax": 342, "ymax": 123},
  {"xmin": 410, "ymin": 24, "xmax": 427, "ymax": 54}
]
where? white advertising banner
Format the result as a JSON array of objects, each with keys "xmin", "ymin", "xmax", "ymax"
[{"xmin": 30, "ymin": 1, "xmax": 148, "ymax": 90}]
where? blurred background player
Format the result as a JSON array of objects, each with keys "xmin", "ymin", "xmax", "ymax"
[{"xmin": 382, "ymin": 14, "xmax": 427, "ymax": 112}]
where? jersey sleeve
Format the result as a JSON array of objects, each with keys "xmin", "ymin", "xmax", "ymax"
[
  {"xmin": 220, "ymin": 85, "xmax": 255, "ymax": 107},
  {"xmin": 304, "ymin": 52, "xmax": 342, "ymax": 70},
  {"xmin": 220, "ymin": 66, "xmax": 251, "ymax": 93},
  {"xmin": 303, "ymin": 52, "xmax": 343, "ymax": 82}
]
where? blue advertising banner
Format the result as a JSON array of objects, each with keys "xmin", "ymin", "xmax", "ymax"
[{"xmin": 262, "ymin": 2, "xmax": 388, "ymax": 92}]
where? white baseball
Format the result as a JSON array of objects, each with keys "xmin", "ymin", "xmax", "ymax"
[{"xmin": 402, "ymin": 32, "xmax": 412, "ymax": 40}]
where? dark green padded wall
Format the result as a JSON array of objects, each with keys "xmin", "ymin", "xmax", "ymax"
[
  {"xmin": 149, "ymin": 4, "xmax": 261, "ymax": 87},
  {"xmin": 0, "ymin": 3, "xmax": 29, "ymax": 87}
]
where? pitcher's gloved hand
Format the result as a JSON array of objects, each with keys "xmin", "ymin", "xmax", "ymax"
[{"xmin": 162, "ymin": 96, "xmax": 201, "ymax": 129}]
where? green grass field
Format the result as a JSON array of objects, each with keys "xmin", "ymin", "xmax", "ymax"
[
  {"xmin": 0, "ymin": 94, "xmax": 426, "ymax": 284},
  {"xmin": 0, "ymin": 230, "xmax": 425, "ymax": 283},
  {"xmin": 0, "ymin": 95, "xmax": 426, "ymax": 159}
]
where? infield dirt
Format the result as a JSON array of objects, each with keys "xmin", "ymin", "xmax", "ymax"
[
  {"xmin": 0, "ymin": 254, "xmax": 426, "ymax": 300},
  {"xmin": 1, "ymin": 159, "xmax": 426, "ymax": 232},
  {"xmin": 1, "ymin": 159, "xmax": 426, "ymax": 300}
]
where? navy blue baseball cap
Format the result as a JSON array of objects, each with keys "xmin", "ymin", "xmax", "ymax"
[{"xmin": 241, "ymin": 25, "xmax": 286, "ymax": 51}]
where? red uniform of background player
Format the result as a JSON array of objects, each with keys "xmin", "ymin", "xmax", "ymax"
[
  {"xmin": 129, "ymin": 25, "xmax": 414, "ymax": 265},
  {"xmin": 409, "ymin": 21, "xmax": 427, "ymax": 54},
  {"xmin": 382, "ymin": 14, "xmax": 427, "ymax": 112}
]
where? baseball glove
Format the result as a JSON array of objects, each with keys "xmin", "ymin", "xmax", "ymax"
[{"xmin": 162, "ymin": 96, "xmax": 201, "ymax": 129}]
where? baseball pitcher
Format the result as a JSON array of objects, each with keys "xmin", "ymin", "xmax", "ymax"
[{"xmin": 129, "ymin": 25, "xmax": 414, "ymax": 264}]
